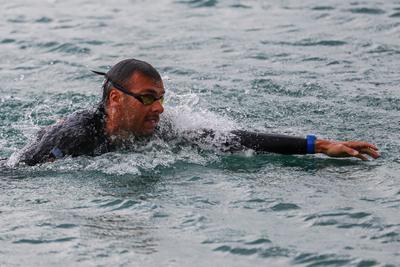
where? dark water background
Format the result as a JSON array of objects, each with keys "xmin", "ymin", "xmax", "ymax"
[{"xmin": 1, "ymin": 0, "xmax": 400, "ymax": 266}]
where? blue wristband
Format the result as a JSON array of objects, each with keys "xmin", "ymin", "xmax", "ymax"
[{"xmin": 306, "ymin": 134, "xmax": 316, "ymax": 154}]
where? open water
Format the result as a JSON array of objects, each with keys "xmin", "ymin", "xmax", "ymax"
[{"xmin": 1, "ymin": 0, "xmax": 400, "ymax": 266}]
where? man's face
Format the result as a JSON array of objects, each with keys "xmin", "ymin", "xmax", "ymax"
[{"xmin": 108, "ymin": 72, "xmax": 165, "ymax": 137}]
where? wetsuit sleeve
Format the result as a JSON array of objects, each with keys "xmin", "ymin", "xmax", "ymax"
[
  {"xmin": 230, "ymin": 130, "xmax": 307, "ymax": 154},
  {"xmin": 178, "ymin": 129, "xmax": 308, "ymax": 155}
]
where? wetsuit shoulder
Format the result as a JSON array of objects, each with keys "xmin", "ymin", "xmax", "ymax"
[{"xmin": 18, "ymin": 108, "xmax": 106, "ymax": 166}]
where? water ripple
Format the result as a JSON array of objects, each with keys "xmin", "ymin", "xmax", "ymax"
[
  {"xmin": 176, "ymin": 0, "xmax": 218, "ymax": 8},
  {"xmin": 47, "ymin": 43, "xmax": 91, "ymax": 54},
  {"xmin": 293, "ymin": 253, "xmax": 361, "ymax": 267},
  {"xmin": 371, "ymin": 231, "xmax": 400, "ymax": 244},
  {"xmin": 311, "ymin": 6, "xmax": 335, "ymax": 11},
  {"xmin": 1, "ymin": 38, "xmax": 16, "ymax": 44},
  {"xmin": 13, "ymin": 237, "xmax": 76, "ymax": 244},
  {"xmin": 35, "ymin": 16, "xmax": 53, "ymax": 23},
  {"xmin": 390, "ymin": 12, "xmax": 400, "ymax": 17},
  {"xmin": 229, "ymin": 4, "xmax": 251, "ymax": 9},
  {"xmin": 55, "ymin": 223, "xmax": 77, "ymax": 229},
  {"xmin": 263, "ymin": 39, "xmax": 348, "ymax": 47},
  {"xmin": 270, "ymin": 202, "xmax": 300, "ymax": 211},
  {"xmin": 348, "ymin": 7, "xmax": 386, "ymax": 15},
  {"xmin": 214, "ymin": 245, "xmax": 291, "ymax": 258}
]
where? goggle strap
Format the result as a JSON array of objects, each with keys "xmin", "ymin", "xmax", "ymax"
[
  {"xmin": 91, "ymin": 70, "xmax": 108, "ymax": 77},
  {"xmin": 91, "ymin": 69, "xmax": 164, "ymax": 106}
]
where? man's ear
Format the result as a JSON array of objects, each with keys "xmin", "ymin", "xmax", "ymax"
[{"xmin": 108, "ymin": 89, "xmax": 122, "ymax": 106}]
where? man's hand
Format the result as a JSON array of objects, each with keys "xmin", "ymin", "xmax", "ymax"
[{"xmin": 315, "ymin": 139, "xmax": 380, "ymax": 161}]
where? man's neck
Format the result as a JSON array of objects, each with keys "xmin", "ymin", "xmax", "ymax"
[{"xmin": 105, "ymin": 116, "xmax": 130, "ymax": 141}]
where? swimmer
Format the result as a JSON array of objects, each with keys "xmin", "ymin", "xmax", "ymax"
[{"xmin": 17, "ymin": 59, "xmax": 380, "ymax": 166}]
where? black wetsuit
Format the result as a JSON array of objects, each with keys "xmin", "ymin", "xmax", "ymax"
[{"xmin": 18, "ymin": 106, "xmax": 308, "ymax": 166}]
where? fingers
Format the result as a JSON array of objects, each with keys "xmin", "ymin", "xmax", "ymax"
[
  {"xmin": 343, "ymin": 141, "xmax": 379, "ymax": 151},
  {"xmin": 354, "ymin": 152, "xmax": 369, "ymax": 161},
  {"xmin": 341, "ymin": 145, "xmax": 369, "ymax": 161},
  {"xmin": 322, "ymin": 140, "xmax": 380, "ymax": 160},
  {"xmin": 339, "ymin": 141, "xmax": 380, "ymax": 160},
  {"xmin": 360, "ymin": 147, "xmax": 380, "ymax": 159}
]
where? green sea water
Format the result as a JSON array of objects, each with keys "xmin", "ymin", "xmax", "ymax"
[{"xmin": 1, "ymin": 0, "xmax": 400, "ymax": 266}]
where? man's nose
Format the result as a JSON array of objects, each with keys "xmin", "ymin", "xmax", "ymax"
[{"xmin": 151, "ymin": 99, "xmax": 164, "ymax": 114}]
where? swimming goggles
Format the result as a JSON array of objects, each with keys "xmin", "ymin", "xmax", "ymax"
[{"xmin": 92, "ymin": 70, "xmax": 164, "ymax": 106}]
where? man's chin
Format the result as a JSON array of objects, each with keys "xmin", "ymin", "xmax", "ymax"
[
  {"xmin": 140, "ymin": 126, "xmax": 157, "ymax": 137},
  {"xmin": 141, "ymin": 121, "xmax": 158, "ymax": 136},
  {"xmin": 141, "ymin": 131, "xmax": 155, "ymax": 137}
]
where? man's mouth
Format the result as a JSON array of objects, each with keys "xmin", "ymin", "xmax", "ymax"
[{"xmin": 145, "ymin": 115, "xmax": 159, "ymax": 127}]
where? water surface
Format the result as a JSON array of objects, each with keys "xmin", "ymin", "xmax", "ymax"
[{"xmin": 1, "ymin": 0, "xmax": 399, "ymax": 266}]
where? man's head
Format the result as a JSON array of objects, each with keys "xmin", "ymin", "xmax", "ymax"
[{"xmin": 99, "ymin": 59, "xmax": 165, "ymax": 138}]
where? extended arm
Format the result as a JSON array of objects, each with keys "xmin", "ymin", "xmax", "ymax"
[{"xmin": 230, "ymin": 130, "xmax": 380, "ymax": 160}]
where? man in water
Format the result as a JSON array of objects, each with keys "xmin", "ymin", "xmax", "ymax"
[{"xmin": 18, "ymin": 58, "xmax": 380, "ymax": 166}]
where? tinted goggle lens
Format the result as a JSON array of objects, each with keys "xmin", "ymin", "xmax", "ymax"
[{"xmin": 140, "ymin": 95, "xmax": 164, "ymax": 105}]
